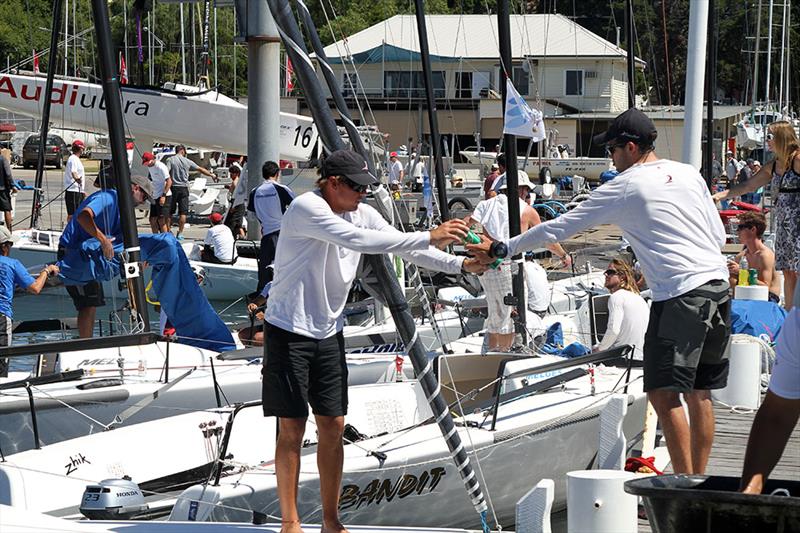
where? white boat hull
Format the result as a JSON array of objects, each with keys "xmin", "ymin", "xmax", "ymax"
[
  {"xmin": 459, "ymin": 150, "xmax": 612, "ymax": 182},
  {"xmin": 0, "ymin": 74, "xmax": 317, "ymax": 160},
  {"xmin": 171, "ymin": 360, "xmax": 646, "ymax": 529},
  {"xmin": 9, "ymin": 229, "xmax": 258, "ymax": 301}
]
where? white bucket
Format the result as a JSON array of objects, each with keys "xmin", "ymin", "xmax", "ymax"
[
  {"xmin": 567, "ymin": 469, "xmax": 637, "ymax": 533},
  {"xmin": 734, "ymin": 285, "xmax": 769, "ymax": 301},
  {"xmin": 712, "ymin": 339, "xmax": 761, "ymax": 409}
]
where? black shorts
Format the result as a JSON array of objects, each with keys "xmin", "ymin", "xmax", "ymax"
[
  {"xmin": 65, "ymin": 191, "xmax": 85, "ymax": 215},
  {"xmin": 225, "ymin": 204, "xmax": 245, "ymax": 233},
  {"xmin": 66, "ymin": 281, "xmax": 106, "ymax": 310},
  {"xmin": 0, "ymin": 190, "xmax": 12, "ymax": 212},
  {"xmin": 149, "ymin": 198, "xmax": 172, "ymax": 218},
  {"xmin": 643, "ymin": 279, "xmax": 731, "ymax": 393},
  {"xmin": 57, "ymin": 246, "xmax": 106, "ymax": 309},
  {"xmin": 262, "ymin": 323, "xmax": 348, "ymax": 418},
  {"xmin": 171, "ymin": 187, "xmax": 190, "ymax": 216}
]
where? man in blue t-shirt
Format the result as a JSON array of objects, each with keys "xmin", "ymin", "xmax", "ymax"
[
  {"xmin": 0, "ymin": 226, "xmax": 59, "ymax": 376},
  {"xmin": 58, "ymin": 176, "xmax": 153, "ymax": 338}
]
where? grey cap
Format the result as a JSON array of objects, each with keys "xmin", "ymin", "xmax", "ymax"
[
  {"xmin": 0, "ymin": 226, "xmax": 18, "ymax": 244},
  {"xmin": 129, "ymin": 175, "xmax": 153, "ymax": 201}
]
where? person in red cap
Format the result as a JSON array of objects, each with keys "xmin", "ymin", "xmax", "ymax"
[
  {"xmin": 201, "ymin": 211, "xmax": 237, "ymax": 264},
  {"xmin": 142, "ymin": 151, "xmax": 172, "ymax": 233},
  {"xmin": 64, "ymin": 139, "xmax": 86, "ymax": 223},
  {"xmin": 387, "ymin": 151, "xmax": 403, "ymax": 191}
]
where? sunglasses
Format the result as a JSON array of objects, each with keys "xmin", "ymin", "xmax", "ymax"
[
  {"xmin": 736, "ymin": 224, "xmax": 753, "ymax": 231},
  {"xmin": 604, "ymin": 269, "xmax": 618, "ymax": 277},
  {"xmin": 766, "ymin": 132, "xmax": 775, "ymax": 141},
  {"xmin": 338, "ymin": 176, "xmax": 369, "ymax": 194},
  {"xmin": 605, "ymin": 143, "xmax": 625, "ymax": 157}
]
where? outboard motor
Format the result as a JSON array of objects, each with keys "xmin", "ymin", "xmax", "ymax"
[{"xmin": 80, "ymin": 478, "xmax": 148, "ymax": 520}]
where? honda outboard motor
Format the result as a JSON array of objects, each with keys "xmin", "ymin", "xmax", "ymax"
[{"xmin": 80, "ymin": 478, "xmax": 148, "ymax": 520}]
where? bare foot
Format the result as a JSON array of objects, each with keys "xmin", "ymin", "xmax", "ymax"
[
  {"xmin": 280, "ymin": 519, "xmax": 304, "ymax": 533},
  {"xmin": 321, "ymin": 520, "xmax": 349, "ymax": 533}
]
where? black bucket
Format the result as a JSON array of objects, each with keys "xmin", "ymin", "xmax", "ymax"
[{"xmin": 624, "ymin": 475, "xmax": 800, "ymax": 533}]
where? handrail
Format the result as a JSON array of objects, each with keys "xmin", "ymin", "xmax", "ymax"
[
  {"xmin": 0, "ymin": 332, "xmax": 162, "ymax": 359},
  {"xmin": 488, "ymin": 345, "xmax": 633, "ymax": 431},
  {"xmin": 213, "ymin": 400, "xmax": 263, "ymax": 486}
]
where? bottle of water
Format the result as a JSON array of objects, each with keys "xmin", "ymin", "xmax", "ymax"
[
  {"xmin": 463, "ymin": 230, "xmax": 502, "ymax": 269},
  {"xmin": 738, "ymin": 256, "xmax": 749, "ymax": 286}
]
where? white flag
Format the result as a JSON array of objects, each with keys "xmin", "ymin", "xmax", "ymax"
[{"xmin": 503, "ymin": 79, "xmax": 546, "ymax": 142}]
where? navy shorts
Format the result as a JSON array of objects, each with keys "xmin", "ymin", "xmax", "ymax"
[
  {"xmin": 644, "ymin": 280, "xmax": 731, "ymax": 392},
  {"xmin": 262, "ymin": 323, "xmax": 348, "ymax": 418}
]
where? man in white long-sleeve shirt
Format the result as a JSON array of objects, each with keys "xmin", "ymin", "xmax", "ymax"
[
  {"xmin": 467, "ymin": 108, "xmax": 731, "ymax": 476},
  {"xmin": 264, "ymin": 150, "xmax": 483, "ymax": 533}
]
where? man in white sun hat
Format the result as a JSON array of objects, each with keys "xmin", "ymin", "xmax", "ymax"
[{"xmin": 0, "ymin": 226, "xmax": 58, "ymax": 376}]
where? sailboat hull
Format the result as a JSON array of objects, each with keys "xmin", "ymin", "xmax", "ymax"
[{"xmin": 0, "ymin": 74, "xmax": 317, "ymax": 160}]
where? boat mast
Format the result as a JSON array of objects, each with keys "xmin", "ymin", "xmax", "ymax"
[
  {"xmin": 777, "ymin": 0, "xmax": 787, "ymax": 112},
  {"xmin": 31, "ymin": 0, "xmax": 65, "ymax": 229},
  {"xmin": 625, "ymin": 0, "xmax": 635, "ymax": 108},
  {"xmin": 267, "ymin": 2, "xmax": 492, "ymax": 528},
  {"xmin": 704, "ymin": 0, "xmax": 717, "ymax": 189},
  {"xmin": 681, "ymin": 1, "xmax": 709, "ymax": 168},
  {"xmin": 198, "ymin": 0, "xmax": 211, "ymax": 88},
  {"xmin": 498, "ymin": 0, "xmax": 527, "ymax": 344},
  {"xmin": 413, "ymin": 0, "xmax": 450, "ymax": 221},
  {"xmin": 752, "ymin": 0, "xmax": 762, "ymax": 115},
  {"xmin": 765, "ymin": 0, "xmax": 774, "ymax": 105},
  {"xmin": 89, "ymin": 0, "xmax": 150, "ymax": 330}
]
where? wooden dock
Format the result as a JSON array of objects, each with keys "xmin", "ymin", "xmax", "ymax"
[{"xmin": 636, "ymin": 401, "xmax": 800, "ymax": 532}]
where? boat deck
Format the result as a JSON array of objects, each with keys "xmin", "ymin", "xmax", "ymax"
[{"xmin": 636, "ymin": 401, "xmax": 800, "ymax": 533}]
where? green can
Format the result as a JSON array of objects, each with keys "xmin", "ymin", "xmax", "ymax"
[{"xmin": 748, "ymin": 268, "xmax": 758, "ymax": 286}]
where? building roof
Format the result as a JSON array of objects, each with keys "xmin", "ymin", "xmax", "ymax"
[{"xmin": 322, "ymin": 14, "xmax": 643, "ymax": 64}]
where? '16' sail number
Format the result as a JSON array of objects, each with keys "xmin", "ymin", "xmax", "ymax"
[{"xmin": 294, "ymin": 126, "xmax": 314, "ymax": 148}]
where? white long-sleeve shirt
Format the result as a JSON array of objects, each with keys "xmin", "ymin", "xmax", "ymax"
[
  {"xmin": 508, "ymin": 159, "xmax": 728, "ymax": 302},
  {"xmin": 265, "ymin": 191, "xmax": 463, "ymax": 339},
  {"xmin": 596, "ymin": 289, "xmax": 650, "ymax": 360}
]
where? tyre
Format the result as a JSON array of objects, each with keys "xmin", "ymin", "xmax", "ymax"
[
  {"xmin": 539, "ymin": 166, "xmax": 552, "ymax": 184},
  {"xmin": 447, "ymin": 196, "xmax": 473, "ymax": 212},
  {"xmin": 55, "ymin": 157, "xmax": 63, "ymax": 169}
]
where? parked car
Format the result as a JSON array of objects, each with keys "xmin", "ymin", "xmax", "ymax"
[{"xmin": 22, "ymin": 134, "xmax": 70, "ymax": 169}]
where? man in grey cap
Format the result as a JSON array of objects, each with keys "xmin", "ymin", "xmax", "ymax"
[
  {"xmin": 0, "ymin": 226, "xmax": 58, "ymax": 376},
  {"xmin": 263, "ymin": 149, "xmax": 485, "ymax": 533},
  {"xmin": 58, "ymin": 175, "xmax": 153, "ymax": 337},
  {"xmin": 467, "ymin": 107, "xmax": 730, "ymax": 477}
]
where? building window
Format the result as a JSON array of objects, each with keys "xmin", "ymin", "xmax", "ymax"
[
  {"xmin": 512, "ymin": 66, "xmax": 529, "ymax": 95},
  {"xmin": 342, "ymin": 72, "xmax": 359, "ymax": 97},
  {"xmin": 455, "ymin": 71, "xmax": 472, "ymax": 99},
  {"xmin": 384, "ymin": 71, "xmax": 446, "ymax": 98},
  {"xmin": 565, "ymin": 70, "xmax": 584, "ymax": 96}
]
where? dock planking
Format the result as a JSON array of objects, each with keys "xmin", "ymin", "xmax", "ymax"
[{"xmin": 637, "ymin": 400, "xmax": 800, "ymax": 532}]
